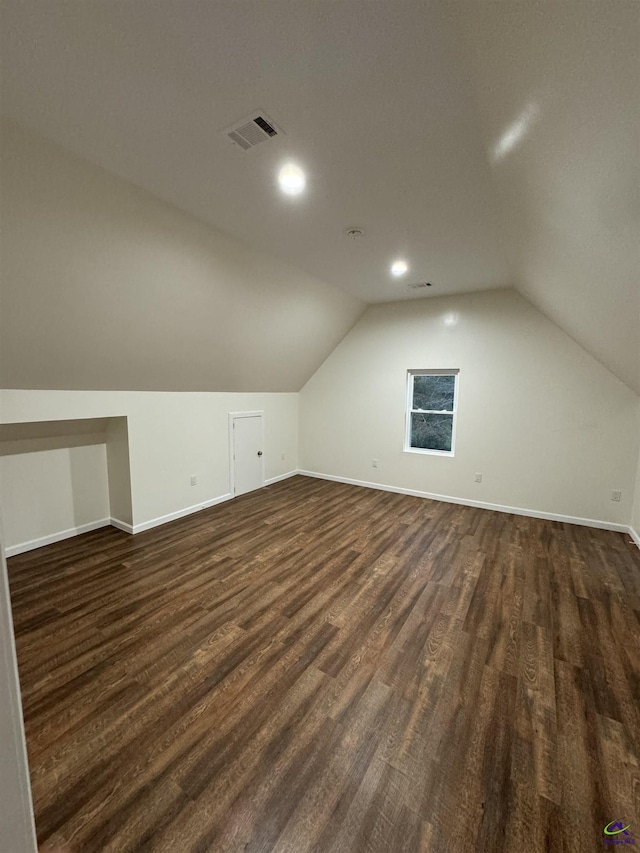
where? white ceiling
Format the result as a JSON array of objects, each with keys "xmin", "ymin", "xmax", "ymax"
[
  {"xmin": 455, "ymin": 1, "xmax": 640, "ymax": 395},
  {"xmin": 1, "ymin": 1, "xmax": 638, "ymax": 391}
]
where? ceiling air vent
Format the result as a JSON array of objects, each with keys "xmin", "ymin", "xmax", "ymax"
[
  {"xmin": 224, "ymin": 112, "xmax": 282, "ymax": 151},
  {"xmin": 408, "ymin": 282, "xmax": 432, "ymax": 289}
]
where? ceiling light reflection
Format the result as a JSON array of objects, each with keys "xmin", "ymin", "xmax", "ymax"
[{"xmin": 491, "ymin": 102, "xmax": 540, "ymax": 163}]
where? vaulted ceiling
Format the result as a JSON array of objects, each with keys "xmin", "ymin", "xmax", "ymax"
[{"xmin": 1, "ymin": 0, "xmax": 638, "ymax": 391}]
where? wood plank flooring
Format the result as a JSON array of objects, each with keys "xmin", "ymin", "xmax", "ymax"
[{"xmin": 7, "ymin": 475, "xmax": 640, "ymax": 852}]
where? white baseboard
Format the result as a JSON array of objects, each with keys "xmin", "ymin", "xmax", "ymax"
[
  {"xmin": 131, "ymin": 493, "xmax": 233, "ymax": 534},
  {"xmin": 112, "ymin": 475, "xmax": 299, "ymax": 535},
  {"xmin": 4, "ymin": 481, "xmax": 291, "ymax": 556},
  {"xmin": 4, "ymin": 518, "xmax": 112, "ymax": 557},
  {"xmin": 7, "ymin": 474, "xmax": 633, "ymax": 556},
  {"xmin": 265, "ymin": 470, "xmax": 300, "ymax": 486},
  {"xmin": 128, "ymin": 474, "xmax": 301, "ymax": 534},
  {"xmin": 110, "ymin": 517, "xmax": 134, "ymax": 535},
  {"xmin": 297, "ymin": 470, "xmax": 630, "ymax": 534},
  {"xmin": 6, "ymin": 493, "xmax": 235, "ymax": 554}
]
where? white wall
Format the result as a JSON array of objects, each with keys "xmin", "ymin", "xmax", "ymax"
[
  {"xmin": 0, "ymin": 524, "xmax": 37, "ymax": 852},
  {"xmin": 300, "ymin": 289, "xmax": 639, "ymax": 527},
  {"xmin": 0, "ymin": 119, "xmax": 363, "ymax": 392},
  {"xmin": 0, "ymin": 390, "xmax": 298, "ymax": 545},
  {"xmin": 0, "ymin": 444, "xmax": 110, "ymax": 552},
  {"xmin": 632, "ymin": 449, "xmax": 640, "ymax": 541},
  {"xmin": 106, "ymin": 418, "xmax": 133, "ymax": 527}
]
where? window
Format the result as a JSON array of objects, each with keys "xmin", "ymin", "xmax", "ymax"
[{"xmin": 405, "ymin": 369, "xmax": 459, "ymax": 455}]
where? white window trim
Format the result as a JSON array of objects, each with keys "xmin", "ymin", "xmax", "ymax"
[{"xmin": 404, "ymin": 369, "xmax": 459, "ymax": 457}]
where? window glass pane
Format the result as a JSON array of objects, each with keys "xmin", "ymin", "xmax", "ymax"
[
  {"xmin": 412, "ymin": 374, "xmax": 455, "ymax": 411},
  {"xmin": 410, "ymin": 412, "xmax": 453, "ymax": 452}
]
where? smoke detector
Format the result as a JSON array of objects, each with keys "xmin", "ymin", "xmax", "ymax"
[
  {"xmin": 223, "ymin": 112, "xmax": 283, "ymax": 151},
  {"xmin": 346, "ymin": 228, "xmax": 364, "ymax": 239}
]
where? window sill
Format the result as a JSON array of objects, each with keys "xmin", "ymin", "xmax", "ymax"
[{"xmin": 404, "ymin": 447, "xmax": 455, "ymax": 458}]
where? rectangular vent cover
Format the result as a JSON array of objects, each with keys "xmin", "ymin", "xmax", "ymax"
[
  {"xmin": 408, "ymin": 282, "xmax": 431, "ymax": 289},
  {"xmin": 224, "ymin": 112, "xmax": 282, "ymax": 150}
]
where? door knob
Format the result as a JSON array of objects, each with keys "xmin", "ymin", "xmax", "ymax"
[{"xmin": 257, "ymin": 451, "xmax": 263, "ymax": 456}]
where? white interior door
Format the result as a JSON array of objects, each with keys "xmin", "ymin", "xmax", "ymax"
[{"xmin": 231, "ymin": 413, "xmax": 264, "ymax": 496}]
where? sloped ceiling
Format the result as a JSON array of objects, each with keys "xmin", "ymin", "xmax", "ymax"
[
  {"xmin": 0, "ymin": 1, "xmax": 638, "ymax": 392},
  {"xmin": 0, "ymin": 120, "xmax": 364, "ymax": 392},
  {"xmin": 455, "ymin": 1, "xmax": 640, "ymax": 394}
]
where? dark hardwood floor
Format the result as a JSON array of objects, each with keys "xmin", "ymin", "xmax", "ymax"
[{"xmin": 7, "ymin": 476, "xmax": 640, "ymax": 852}]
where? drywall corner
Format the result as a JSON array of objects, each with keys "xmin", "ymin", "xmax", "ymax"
[
  {"xmin": 0, "ymin": 515, "xmax": 37, "ymax": 852},
  {"xmin": 631, "ymin": 439, "xmax": 640, "ymax": 546},
  {"xmin": 106, "ymin": 416, "xmax": 133, "ymax": 528}
]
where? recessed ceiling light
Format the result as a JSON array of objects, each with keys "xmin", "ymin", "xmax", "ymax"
[
  {"xmin": 391, "ymin": 259, "xmax": 409, "ymax": 277},
  {"xmin": 278, "ymin": 163, "xmax": 306, "ymax": 196}
]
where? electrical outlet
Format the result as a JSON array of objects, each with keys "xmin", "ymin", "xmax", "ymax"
[
  {"xmin": 190, "ymin": 475, "xmax": 198, "ymax": 486},
  {"xmin": 474, "ymin": 473, "xmax": 483, "ymax": 483},
  {"xmin": 372, "ymin": 459, "xmax": 378, "ymax": 468},
  {"xmin": 611, "ymin": 489, "xmax": 621, "ymax": 502}
]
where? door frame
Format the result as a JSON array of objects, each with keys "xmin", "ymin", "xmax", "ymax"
[{"xmin": 228, "ymin": 411, "xmax": 265, "ymax": 497}]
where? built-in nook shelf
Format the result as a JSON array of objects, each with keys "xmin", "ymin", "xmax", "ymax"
[{"xmin": 0, "ymin": 417, "xmax": 133, "ymax": 555}]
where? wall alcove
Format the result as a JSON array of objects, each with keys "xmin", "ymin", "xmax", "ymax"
[{"xmin": 0, "ymin": 417, "xmax": 133, "ymax": 556}]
